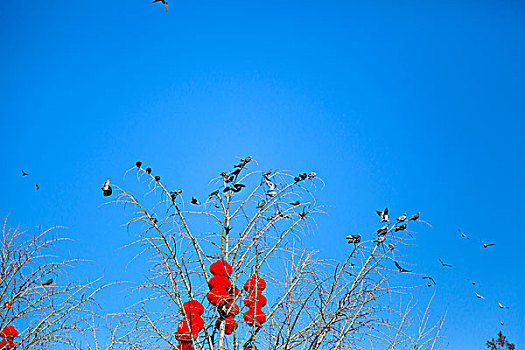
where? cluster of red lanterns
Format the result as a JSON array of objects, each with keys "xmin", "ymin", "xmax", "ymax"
[
  {"xmin": 174, "ymin": 300, "xmax": 205, "ymax": 350},
  {"xmin": 0, "ymin": 325, "xmax": 18, "ymax": 349},
  {"xmin": 243, "ymin": 275, "xmax": 267, "ymax": 327}
]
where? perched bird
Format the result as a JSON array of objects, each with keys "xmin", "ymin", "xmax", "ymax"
[
  {"xmin": 308, "ymin": 172, "xmax": 317, "ymax": 179},
  {"xmin": 377, "ymin": 224, "xmax": 388, "ymax": 236},
  {"xmin": 373, "ymin": 236, "xmax": 385, "ymax": 243},
  {"xmin": 346, "ymin": 234, "xmax": 361, "ymax": 244},
  {"xmin": 136, "ymin": 161, "xmax": 142, "ymax": 168},
  {"xmin": 500, "ymin": 320, "xmax": 505, "ymax": 326},
  {"xmin": 388, "ymin": 243, "xmax": 395, "ymax": 250},
  {"xmin": 233, "ymin": 162, "xmax": 245, "ymax": 169},
  {"xmin": 475, "ymin": 291, "xmax": 485, "ymax": 300},
  {"xmin": 191, "ymin": 197, "xmax": 200, "ymax": 205},
  {"xmin": 482, "ymin": 241, "xmax": 495, "ymax": 248},
  {"xmin": 289, "ymin": 201, "xmax": 300, "ymax": 206},
  {"xmin": 263, "ymin": 176, "xmax": 276, "ymax": 191},
  {"xmin": 376, "ymin": 208, "xmax": 389, "ymax": 223},
  {"xmin": 101, "ymin": 178, "xmax": 112, "ymax": 196},
  {"xmin": 423, "ymin": 276, "xmax": 436, "ymax": 285},
  {"xmin": 35, "ymin": 184, "xmax": 40, "ymax": 190},
  {"xmin": 262, "ymin": 169, "xmax": 272, "ymax": 176},
  {"xmin": 396, "ymin": 213, "xmax": 407, "ymax": 222},
  {"xmin": 208, "ymin": 189, "xmax": 219, "ymax": 198},
  {"xmin": 223, "ymin": 186, "xmax": 233, "ymax": 192},
  {"xmin": 298, "ymin": 210, "xmax": 307, "ymax": 218},
  {"xmin": 408, "ymin": 212, "xmax": 420, "ymax": 221},
  {"xmin": 170, "ymin": 189, "xmax": 183, "ymax": 197},
  {"xmin": 146, "ymin": 168, "xmax": 152, "ymax": 174},
  {"xmin": 458, "ymin": 229, "xmax": 470, "ymax": 240},
  {"xmin": 294, "ymin": 176, "xmax": 301, "ymax": 182},
  {"xmin": 439, "ymin": 258, "xmax": 453, "ymax": 268},
  {"xmin": 498, "ymin": 302, "xmax": 510, "ymax": 309},
  {"xmin": 155, "ymin": 175, "xmax": 161, "ymax": 181},
  {"xmin": 152, "ymin": 0, "xmax": 168, "ymax": 11},
  {"xmin": 21, "ymin": 170, "xmax": 29, "ymax": 176},
  {"xmin": 394, "ymin": 261, "xmax": 412, "ymax": 273},
  {"xmin": 267, "ymin": 190, "xmax": 278, "ymax": 198},
  {"xmin": 241, "ymin": 156, "xmax": 252, "ymax": 164},
  {"xmin": 233, "ymin": 183, "xmax": 245, "ymax": 191},
  {"xmin": 220, "ymin": 171, "xmax": 229, "ymax": 179},
  {"xmin": 42, "ymin": 278, "xmax": 54, "ymax": 286},
  {"xmin": 256, "ymin": 200, "xmax": 266, "ymax": 209},
  {"xmin": 299, "ymin": 173, "xmax": 308, "ymax": 180},
  {"xmin": 394, "ymin": 223, "xmax": 407, "ymax": 232}
]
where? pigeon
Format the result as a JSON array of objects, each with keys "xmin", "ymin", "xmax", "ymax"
[
  {"xmin": 152, "ymin": 0, "xmax": 168, "ymax": 11},
  {"xmin": 498, "ymin": 302, "xmax": 510, "ymax": 309},
  {"xmin": 256, "ymin": 200, "xmax": 266, "ymax": 209},
  {"xmin": 308, "ymin": 172, "xmax": 317, "ymax": 179},
  {"xmin": 170, "ymin": 189, "xmax": 183, "ymax": 198},
  {"xmin": 396, "ymin": 213, "xmax": 407, "ymax": 222},
  {"xmin": 394, "ymin": 223, "xmax": 407, "ymax": 232},
  {"xmin": 376, "ymin": 208, "xmax": 389, "ymax": 223},
  {"xmin": 475, "ymin": 291, "xmax": 485, "ymax": 300},
  {"xmin": 408, "ymin": 212, "xmax": 420, "ymax": 221},
  {"xmin": 377, "ymin": 224, "xmax": 389, "ymax": 236},
  {"xmin": 346, "ymin": 234, "xmax": 361, "ymax": 244},
  {"xmin": 267, "ymin": 190, "xmax": 278, "ymax": 198},
  {"xmin": 146, "ymin": 168, "xmax": 152, "ymax": 174},
  {"xmin": 423, "ymin": 276, "xmax": 436, "ymax": 285},
  {"xmin": 42, "ymin": 278, "xmax": 54, "ymax": 286},
  {"xmin": 394, "ymin": 261, "xmax": 412, "ymax": 273},
  {"xmin": 101, "ymin": 178, "xmax": 112, "ymax": 196},
  {"xmin": 299, "ymin": 173, "xmax": 308, "ymax": 180},
  {"xmin": 191, "ymin": 197, "xmax": 200, "ymax": 205},
  {"xmin": 289, "ymin": 201, "xmax": 300, "ymax": 206},
  {"xmin": 208, "ymin": 189, "xmax": 219, "ymax": 198},
  {"xmin": 439, "ymin": 258, "xmax": 452, "ymax": 268},
  {"xmin": 35, "ymin": 184, "xmax": 40, "ymax": 190},
  {"xmin": 262, "ymin": 169, "xmax": 272, "ymax": 176},
  {"xmin": 294, "ymin": 176, "xmax": 301, "ymax": 182},
  {"xmin": 21, "ymin": 170, "xmax": 29, "ymax": 176},
  {"xmin": 482, "ymin": 241, "xmax": 495, "ymax": 248},
  {"xmin": 155, "ymin": 175, "xmax": 161, "ymax": 181},
  {"xmin": 458, "ymin": 229, "xmax": 470, "ymax": 240},
  {"xmin": 136, "ymin": 161, "xmax": 142, "ymax": 168}
]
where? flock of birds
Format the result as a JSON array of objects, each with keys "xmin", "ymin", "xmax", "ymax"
[{"xmin": 347, "ymin": 207, "xmax": 510, "ymax": 326}]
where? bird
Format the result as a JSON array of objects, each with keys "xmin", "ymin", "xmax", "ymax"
[
  {"xmin": 240, "ymin": 156, "xmax": 252, "ymax": 164},
  {"xmin": 388, "ymin": 243, "xmax": 395, "ymax": 250},
  {"xmin": 470, "ymin": 280, "xmax": 477, "ymax": 286},
  {"xmin": 262, "ymin": 169, "xmax": 272, "ymax": 176},
  {"xmin": 408, "ymin": 212, "xmax": 420, "ymax": 221},
  {"xmin": 298, "ymin": 210, "xmax": 307, "ymax": 218},
  {"xmin": 498, "ymin": 302, "xmax": 510, "ymax": 309},
  {"xmin": 500, "ymin": 320, "xmax": 505, "ymax": 326},
  {"xmin": 346, "ymin": 234, "xmax": 361, "ymax": 244},
  {"xmin": 299, "ymin": 173, "xmax": 308, "ymax": 180},
  {"xmin": 155, "ymin": 175, "xmax": 161, "ymax": 181},
  {"xmin": 482, "ymin": 241, "xmax": 495, "ymax": 248},
  {"xmin": 377, "ymin": 224, "xmax": 388, "ymax": 236},
  {"xmin": 101, "ymin": 178, "xmax": 112, "ymax": 196},
  {"xmin": 191, "ymin": 197, "xmax": 200, "ymax": 205},
  {"xmin": 223, "ymin": 186, "xmax": 233, "ymax": 192},
  {"xmin": 233, "ymin": 162, "xmax": 245, "ymax": 169},
  {"xmin": 35, "ymin": 184, "xmax": 40, "ymax": 190},
  {"xmin": 423, "ymin": 276, "xmax": 436, "ymax": 285},
  {"xmin": 289, "ymin": 201, "xmax": 300, "ymax": 206},
  {"xmin": 21, "ymin": 170, "xmax": 29, "ymax": 176},
  {"xmin": 170, "ymin": 189, "xmax": 182, "ymax": 197},
  {"xmin": 42, "ymin": 278, "xmax": 54, "ymax": 286},
  {"xmin": 475, "ymin": 291, "xmax": 485, "ymax": 300},
  {"xmin": 376, "ymin": 208, "xmax": 389, "ymax": 223},
  {"xmin": 136, "ymin": 161, "xmax": 142, "ymax": 168},
  {"xmin": 146, "ymin": 168, "xmax": 152, "ymax": 174},
  {"xmin": 208, "ymin": 189, "xmax": 219, "ymax": 198},
  {"xmin": 439, "ymin": 258, "xmax": 452, "ymax": 267},
  {"xmin": 308, "ymin": 172, "xmax": 317, "ymax": 179},
  {"xmin": 458, "ymin": 229, "xmax": 470, "ymax": 240},
  {"xmin": 394, "ymin": 261, "xmax": 412, "ymax": 273},
  {"xmin": 394, "ymin": 223, "xmax": 407, "ymax": 232},
  {"xmin": 294, "ymin": 176, "xmax": 301, "ymax": 182},
  {"xmin": 263, "ymin": 176, "xmax": 276, "ymax": 191},
  {"xmin": 233, "ymin": 183, "xmax": 245, "ymax": 191},
  {"xmin": 152, "ymin": 0, "xmax": 168, "ymax": 11},
  {"xmin": 373, "ymin": 236, "xmax": 385, "ymax": 243},
  {"xmin": 396, "ymin": 213, "xmax": 407, "ymax": 222},
  {"xmin": 267, "ymin": 190, "xmax": 278, "ymax": 198},
  {"xmin": 256, "ymin": 200, "xmax": 266, "ymax": 209}
]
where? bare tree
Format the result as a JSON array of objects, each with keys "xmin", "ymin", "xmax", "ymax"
[
  {"xmin": 104, "ymin": 158, "xmax": 444, "ymax": 350},
  {"xmin": 0, "ymin": 217, "xmax": 105, "ymax": 349}
]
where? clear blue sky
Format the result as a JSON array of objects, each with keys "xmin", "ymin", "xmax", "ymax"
[{"xmin": 1, "ymin": 0, "xmax": 524, "ymax": 348}]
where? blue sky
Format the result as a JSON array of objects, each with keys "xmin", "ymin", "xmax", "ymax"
[{"xmin": 1, "ymin": 0, "xmax": 524, "ymax": 348}]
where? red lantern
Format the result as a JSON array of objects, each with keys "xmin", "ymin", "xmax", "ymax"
[
  {"xmin": 208, "ymin": 275, "xmax": 232, "ymax": 290},
  {"xmin": 183, "ymin": 300, "xmax": 204, "ymax": 316},
  {"xmin": 215, "ymin": 316, "xmax": 238, "ymax": 335},
  {"xmin": 207, "ymin": 288, "xmax": 230, "ymax": 306},
  {"xmin": 228, "ymin": 286, "xmax": 242, "ymax": 301},
  {"xmin": 243, "ymin": 275, "xmax": 266, "ymax": 292},
  {"xmin": 0, "ymin": 326, "xmax": 18, "ymax": 339},
  {"xmin": 243, "ymin": 293, "xmax": 267, "ymax": 308},
  {"xmin": 175, "ymin": 320, "xmax": 200, "ymax": 342},
  {"xmin": 243, "ymin": 308, "xmax": 266, "ymax": 327},
  {"xmin": 224, "ymin": 301, "xmax": 240, "ymax": 316},
  {"xmin": 210, "ymin": 260, "xmax": 233, "ymax": 276},
  {"xmin": 174, "ymin": 342, "xmax": 194, "ymax": 350},
  {"xmin": 0, "ymin": 340, "xmax": 15, "ymax": 350}
]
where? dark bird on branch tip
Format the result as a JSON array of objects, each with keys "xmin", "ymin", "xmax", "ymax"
[
  {"xmin": 394, "ymin": 223, "xmax": 407, "ymax": 232},
  {"xmin": 263, "ymin": 176, "xmax": 276, "ymax": 191},
  {"xmin": 233, "ymin": 162, "xmax": 245, "ymax": 169},
  {"xmin": 35, "ymin": 184, "xmax": 40, "ymax": 190},
  {"xmin": 208, "ymin": 189, "xmax": 219, "ymax": 198},
  {"xmin": 482, "ymin": 241, "xmax": 495, "ymax": 248},
  {"xmin": 289, "ymin": 201, "xmax": 300, "ymax": 206},
  {"xmin": 223, "ymin": 186, "xmax": 232, "ymax": 192},
  {"xmin": 152, "ymin": 217, "xmax": 158, "ymax": 225},
  {"xmin": 152, "ymin": 0, "xmax": 168, "ymax": 12},
  {"xmin": 231, "ymin": 168, "xmax": 241, "ymax": 176},
  {"xmin": 145, "ymin": 167, "xmax": 152, "ymax": 174},
  {"xmin": 458, "ymin": 229, "xmax": 470, "ymax": 240},
  {"xmin": 155, "ymin": 175, "xmax": 160, "ymax": 181},
  {"xmin": 294, "ymin": 176, "xmax": 301, "ymax": 182},
  {"xmin": 396, "ymin": 213, "xmax": 407, "ymax": 222},
  {"xmin": 136, "ymin": 161, "xmax": 142, "ymax": 168},
  {"xmin": 376, "ymin": 208, "xmax": 389, "ymax": 222},
  {"xmin": 439, "ymin": 258, "xmax": 453, "ymax": 268},
  {"xmin": 191, "ymin": 197, "xmax": 200, "ymax": 205},
  {"xmin": 373, "ymin": 236, "xmax": 385, "ymax": 243},
  {"xmin": 475, "ymin": 291, "xmax": 485, "ymax": 300},
  {"xmin": 388, "ymin": 243, "xmax": 395, "ymax": 250},
  {"xmin": 299, "ymin": 173, "xmax": 308, "ymax": 180},
  {"xmin": 346, "ymin": 234, "xmax": 361, "ymax": 243},
  {"xmin": 498, "ymin": 302, "xmax": 510, "ymax": 309},
  {"xmin": 256, "ymin": 200, "xmax": 266, "ymax": 209},
  {"xmin": 394, "ymin": 261, "xmax": 412, "ymax": 273},
  {"xmin": 408, "ymin": 212, "xmax": 419, "ymax": 221},
  {"xmin": 21, "ymin": 169, "xmax": 29, "ymax": 176},
  {"xmin": 500, "ymin": 320, "xmax": 504, "ymax": 326},
  {"xmin": 42, "ymin": 278, "xmax": 54, "ymax": 286},
  {"xmin": 299, "ymin": 210, "xmax": 307, "ymax": 218},
  {"xmin": 423, "ymin": 276, "xmax": 436, "ymax": 285},
  {"xmin": 263, "ymin": 169, "xmax": 272, "ymax": 176},
  {"xmin": 241, "ymin": 156, "xmax": 252, "ymax": 164},
  {"xmin": 101, "ymin": 178, "xmax": 112, "ymax": 196},
  {"xmin": 308, "ymin": 171, "xmax": 317, "ymax": 179},
  {"xmin": 377, "ymin": 224, "xmax": 388, "ymax": 236}
]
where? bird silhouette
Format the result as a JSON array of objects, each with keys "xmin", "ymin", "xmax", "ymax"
[
  {"xmin": 408, "ymin": 212, "xmax": 420, "ymax": 221},
  {"xmin": 394, "ymin": 223, "xmax": 407, "ymax": 232},
  {"xmin": 396, "ymin": 213, "xmax": 407, "ymax": 222},
  {"xmin": 155, "ymin": 175, "xmax": 161, "ymax": 182},
  {"xmin": 377, "ymin": 224, "xmax": 388, "ymax": 236},
  {"xmin": 152, "ymin": 0, "xmax": 168, "ymax": 11},
  {"xmin": 294, "ymin": 176, "xmax": 301, "ymax": 182},
  {"xmin": 233, "ymin": 183, "xmax": 245, "ymax": 191},
  {"xmin": 346, "ymin": 234, "xmax": 361, "ymax": 244},
  {"xmin": 263, "ymin": 176, "xmax": 276, "ymax": 191},
  {"xmin": 458, "ymin": 229, "xmax": 470, "ymax": 240},
  {"xmin": 35, "ymin": 184, "xmax": 40, "ymax": 190},
  {"xmin": 423, "ymin": 276, "xmax": 436, "ymax": 285},
  {"xmin": 475, "ymin": 291, "xmax": 485, "ymax": 300},
  {"xmin": 439, "ymin": 258, "xmax": 453, "ymax": 267},
  {"xmin": 21, "ymin": 170, "xmax": 29, "ymax": 176},
  {"xmin": 256, "ymin": 200, "xmax": 266, "ymax": 209},
  {"xmin": 101, "ymin": 178, "xmax": 112, "ymax": 196},
  {"xmin": 308, "ymin": 172, "xmax": 317, "ymax": 179},
  {"xmin": 208, "ymin": 189, "xmax": 219, "ymax": 198},
  {"xmin": 482, "ymin": 241, "xmax": 495, "ymax": 248},
  {"xmin": 498, "ymin": 302, "xmax": 510, "ymax": 309},
  {"xmin": 42, "ymin": 278, "xmax": 54, "ymax": 286},
  {"xmin": 376, "ymin": 208, "xmax": 389, "ymax": 222},
  {"xmin": 262, "ymin": 169, "xmax": 272, "ymax": 176},
  {"xmin": 146, "ymin": 168, "xmax": 152, "ymax": 174},
  {"xmin": 136, "ymin": 161, "xmax": 142, "ymax": 168},
  {"xmin": 394, "ymin": 261, "xmax": 412, "ymax": 273},
  {"xmin": 299, "ymin": 173, "xmax": 308, "ymax": 180},
  {"xmin": 191, "ymin": 197, "xmax": 201, "ymax": 205},
  {"xmin": 373, "ymin": 236, "xmax": 385, "ymax": 243},
  {"xmin": 289, "ymin": 201, "xmax": 300, "ymax": 206}
]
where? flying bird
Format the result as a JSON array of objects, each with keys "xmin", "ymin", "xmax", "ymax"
[
  {"xmin": 500, "ymin": 320, "xmax": 504, "ymax": 326},
  {"xmin": 475, "ymin": 291, "xmax": 485, "ymax": 300},
  {"xmin": 136, "ymin": 161, "xmax": 142, "ymax": 168},
  {"xmin": 482, "ymin": 241, "xmax": 495, "ymax": 248},
  {"xmin": 346, "ymin": 234, "xmax": 361, "ymax": 244},
  {"xmin": 498, "ymin": 302, "xmax": 510, "ymax": 309},
  {"xmin": 376, "ymin": 208, "xmax": 389, "ymax": 223},
  {"xmin": 289, "ymin": 201, "xmax": 300, "ymax": 206},
  {"xmin": 458, "ymin": 229, "xmax": 470, "ymax": 240},
  {"xmin": 101, "ymin": 178, "xmax": 112, "ymax": 196},
  {"xmin": 396, "ymin": 213, "xmax": 407, "ymax": 222},
  {"xmin": 439, "ymin": 258, "xmax": 452, "ymax": 268},
  {"xmin": 152, "ymin": 0, "xmax": 168, "ymax": 11},
  {"xmin": 408, "ymin": 212, "xmax": 420, "ymax": 221},
  {"xmin": 191, "ymin": 197, "xmax": 201, "ymax": 205},
  {"xmin": 42, "ymin": 278, "xmax": 54, "ymax": 286},
  {"xmin": 21, "ymin": 170, "xmax": 29, "ymax": 176},
  {"xmin": 423, "ymin": 276, "xmax": 436, "ymax": 285},
  {"xmin": 394, "ymin": 261, "xmax": 412, "ymax": 273}
]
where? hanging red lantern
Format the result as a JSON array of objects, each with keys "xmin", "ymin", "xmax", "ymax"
[
  {"xmin": 208, "ymin": 275, "xmax": 232, "ymax": 290},
  {"xmin": 243, "ymin": 308, "xmax": 266, "ymax": 327},
  {"xmin": 210, "ymin": 260, "xmax": 233, "ymax": 276},
  {"xmin": 175, "ymin": 320, "xmax": 200, "ymax": 342},
  {"xmin": 183, "ymin": 300, "xmax": 204, "ymax": 316},
  {"xmin": 0, "ymin": 326, "xmax": 18, "ymax": 339},
  {"xmin": 243, "ymin": 292, "xmax": 267, "ymax": 308},
  {"xmin": 215, "ymin": 315, "xmax": 238, "ymax": 335},
  {"xmin": 224, "ymin": 301, "xmax": 240, "ymax": 316},
  {"xmin": 0, "ymin": 340, "xmax": 15, "ymax": 350},
  {"xmin": 243, "ymin": 275, "xmax": 266, "ymax": 292},
  {"xmin": 207, "ymin": 288, "xmax": 230, "ymax": 306}
]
